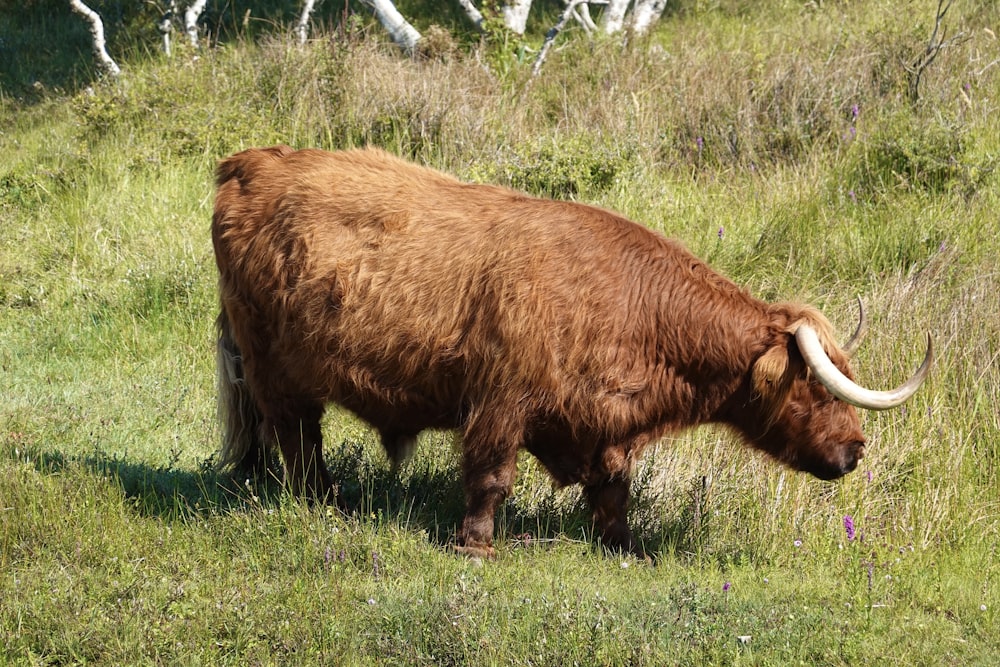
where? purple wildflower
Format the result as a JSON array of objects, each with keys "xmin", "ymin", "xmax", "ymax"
[
  {"xmin": 722, "ymin": 582, "xmax": 731, "ymax": 592},
  {"xmin": 696, "ymin": 136, "xmax": 704, "ymax": 152},
  {"xmin": 793, "ymin": 539, "xmax": 802, "ymax": 548},
  {"xmin": 718, "ymin": 226, "xmax": 725, "ymax": 240},
  {"xmin": 851, "ymin": 104, "xmax": 860, "ymax": 120},
  {"xmin": 866, "ymin": 470, "xmax": 873, "ymax": 484},
  {"xmin": 848, "ymin": 190, "xmax": 857, "ymax": 203},
  {"xmin": 844, "ymin": 515, "xmax": 856, "ymax": 541}
]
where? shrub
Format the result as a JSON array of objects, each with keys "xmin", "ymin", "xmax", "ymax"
[
  {"xmin": 469, "ymin": 136, "xmax": 635, "ymax": 198},
  {"xmin": 844, "ymin": 111, "xmax": 992, "ymax": 201}
]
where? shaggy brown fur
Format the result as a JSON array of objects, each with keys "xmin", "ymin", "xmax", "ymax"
[{"xmin": 212, "ymin": 146, "xmax": 867, "ymax": 558}]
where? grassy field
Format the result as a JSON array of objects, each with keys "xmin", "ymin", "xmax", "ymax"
[{"xmin": 2, "ymin": 1, "xmax": 999, "ymax": 663}]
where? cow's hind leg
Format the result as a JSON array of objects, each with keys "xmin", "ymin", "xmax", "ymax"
[
  {"xmin": 265, "ymin": 402, "xmax": 336, "ymax": 503},
  {"xmin": 584, "ymin": 474, "xmax": 643, "ymax": 558},
  {"xmin": 454, "ymin": 410, "xmax": 523, "ymax": 559}
]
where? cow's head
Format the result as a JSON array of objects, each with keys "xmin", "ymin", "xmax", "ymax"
[{"xmin": 742, "ymin": 301, "xmax": 932, "ymax": 480}]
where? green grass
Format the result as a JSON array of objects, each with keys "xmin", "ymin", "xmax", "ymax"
[{"xmin": 3, "ymin": 0, "xmax": 1000, "ymax": 663}]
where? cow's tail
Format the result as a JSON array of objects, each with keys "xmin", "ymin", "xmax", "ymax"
[{"xmin": 215, "ymin": 307, "xmax": 268, "ymax": 478}]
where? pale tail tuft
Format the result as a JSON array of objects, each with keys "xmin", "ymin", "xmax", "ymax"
[{"xmin": 215, "ymin": 308, "xmax": 269, "ymax": 476}]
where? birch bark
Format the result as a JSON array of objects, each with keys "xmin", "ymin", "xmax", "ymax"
[
  {"xmin": 601, "ymin": 0, "xmax": 630, "ymax": 35},
  {"xmin": 631, "ymin": 0, "xmax": 667, "ymax": 35},
  {"xmin": 533, "ymin": 0, "xmax": 589, "ymax": 76},
  {"xmin": 68, "ymin": 0, "xmax": 121, "ymax": 76},
  {"xmin": 362, "ymin": 0, "xmax": 422, "ymax": 54},
  {"xmin": 456, "ymin": 0, "xmax": 485, "ymax": 30},
  {"xmin": 158, "ymin": 0, "xmax": 177, "ymax": 56},
  {"xmin": 184, "ymin": 0, "xmax": 208, "ymax": 48},
  {"xmin": 502, "ymin": 0, "xmax": 532, "ymax": 35},
  {"xmin": 297, "ymin": 0, "xmax": 318, "ymax": 45}
]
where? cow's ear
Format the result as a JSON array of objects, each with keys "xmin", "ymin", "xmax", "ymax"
[{"xmin": 752, "ymin": 340, "xmax": 798, "ymax": 406}]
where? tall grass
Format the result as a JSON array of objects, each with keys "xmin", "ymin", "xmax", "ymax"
[{"xmin": 3, "ymin": 0, "xmax": 1000, "ymax": 662}]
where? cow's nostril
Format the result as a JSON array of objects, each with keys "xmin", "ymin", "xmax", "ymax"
[{"xmin": 841, "ymin": 441, "xmax": 865, "ymax": 475}]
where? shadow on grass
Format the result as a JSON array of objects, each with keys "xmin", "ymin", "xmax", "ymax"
[
  {"xmin": 4, "ymin": 442, "xmax": 265, "ymax": 516},
  {"xmin": 4, "ymin": 438, "xmax": 697, "ymax": 559}
]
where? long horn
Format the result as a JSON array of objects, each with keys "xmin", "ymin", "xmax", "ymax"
[
  {"xmin": 794, "ymin": 325, "xmax": 932, "ymax": 410},
  {"xmin": 841, "ymin": 296, "xmax": 868, "ymax": 357}
]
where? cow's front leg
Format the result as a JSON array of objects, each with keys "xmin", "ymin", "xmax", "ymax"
[
  {"xmin": 454, "ymin": 412, "xmax": 522, "ymax": 559},
  {"xmin": 584, "ymin": 474, "xmax": 643, "ymax": 558}
]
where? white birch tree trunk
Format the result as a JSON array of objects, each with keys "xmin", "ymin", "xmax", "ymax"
[
  {"xmin": 185, "ymin": 0, "xmax": 208, "ymax": 48},
  {"xmin": 572, "ymin": 2, "xmax": 597, "ymax": 33},
  {"xmin": 631, "ymin": 0, "xmax": 666, "ymax": 35},
  {"xmin": 296, "ymin": 0, "xmax": 317, "ymax": 45},
  {"xmin": 502, "ymin": 0, "xmax": 532, "ymax": 35},
  {"xmin": 456, "ymin": 0, "xmax": 485, "ymax": 30},
  {"xmin": 158, "ymin": 0, "xmax": 178, "ymax": 56},
  {"xmin": 68, "ymin": 0, "xmax": 121, "ymax": 77},
  {"xmin": 533, "ymin": 0, "xmax": 589, "ymax": 76},
  {"xmin": 361, "ymin": 0, "xmax": 422, "ymax": 54},
  {"xmin": 601, "ymin": 0, "xmax": 630, "ymax": 34}
]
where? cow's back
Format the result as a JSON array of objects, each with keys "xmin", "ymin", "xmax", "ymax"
[{"xmin": 212, "ymin": 147, "xmax": 717, "ymax": 433}]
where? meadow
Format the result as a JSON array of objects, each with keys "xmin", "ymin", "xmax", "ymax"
[{"xmin": 2, "ymin": 1, "xmax": 999, "ymax": 663}]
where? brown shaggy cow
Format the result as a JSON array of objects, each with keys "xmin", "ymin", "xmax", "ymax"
[{"xmin": 211, "ymin": 146, "xmax": 931, "ymax": 558}]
